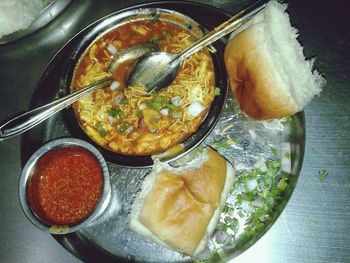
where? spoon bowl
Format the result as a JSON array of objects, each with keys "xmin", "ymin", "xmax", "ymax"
[
  {"xmin": 126, "ymin": 52, "xmax": 179, "ymax": 93},
  {"xmin": 126, "ymin": 0, "xmax": 266, "ymax": 93}
]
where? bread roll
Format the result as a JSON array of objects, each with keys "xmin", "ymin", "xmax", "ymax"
[
  {"xmin": 129, "ymin": 147, "xmax": 235, "ymax": 256},
  {"xmin": 224, "ymin": 1, "xmax": 325, "ymax": 120}
]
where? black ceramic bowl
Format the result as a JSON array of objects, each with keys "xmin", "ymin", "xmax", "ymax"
[{"xmin": 61, "ymin": 7, "xmax": 228, "ymax": 168}]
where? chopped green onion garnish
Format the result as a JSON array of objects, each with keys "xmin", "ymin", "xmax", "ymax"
[
  {"xmin": 308, "ymin": 217, "xmax": 320, "ymax": 225},
  {"xmin": 151, "ymin": 101, "xmax": 162, "ymax": 111},
  {"xmin": 162, "ymin": 31, "xmax": 172, "ymax": 37},
  {"xmin": 271, "ymin": 147, "xmax": 278, "ymax": 157},
  {"xmin": 318, "ymin": 169, "xmax": 328, "ymax": 182},
  {"xmin": 136, "ymin": 111, "xmax": 143, "ymax": 118},
  {"xmin": 283, "ymin": 115, "xmax": 293, "ymax": 122},
  {"xmin": 96, "ymin": 123, "xmax": 106, "ymax": 137},
  {"xmin": 120, "ymin": 97, "xmax": 128, "ymax": 104},
  {"xmin": 151, "ymin": 13, "xmax": 160, "ymax": 24},
  {"xmin": 150, "ymin": 36, "xmax": 159, "ymax": 45},
  {"xmin": 284, "ymin": 152, "xmax": 291, "ymax": 159},
  {"xmin": 164, "ymin": 102, "xmax": 176, "ymax": 110},
  {"xmin": 107, "ymin": 108, "xmax": 124, "ymax": 118},
  {"xmin": 118, "ymin": 124, "xmax": 128, "ymax": 132},
  {"xmin": 214, "ymin": 87, "xmax": 221, "ymax": 96},
  {"xmin": 212, "ymin": 138, "xmax": 229, "ymax": 149},
  {"xmin": 150, "ymin": 96, "xmax": 176, "ymax": 111},
  {"xmin": 277, "ymin": 177, "xmax": 288, "ymax": 191}
]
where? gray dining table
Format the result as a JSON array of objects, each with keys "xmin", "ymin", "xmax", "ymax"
[{"xmin": 0, "ymin": 0, "xmax": 349, "ymax": 262}]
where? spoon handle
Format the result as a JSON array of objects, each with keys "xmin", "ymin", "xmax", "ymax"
[
  {"xmin": 172, "ymin": 0, "xmax": 266, "ymax": 64},
  {"xmin": 0, "ymin": 78, "xmax": 113, "ymax": 140}
]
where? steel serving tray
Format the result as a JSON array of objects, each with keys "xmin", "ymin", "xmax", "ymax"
[{"xmin": 20, "ymin": 1, "xmax": 305, "ymax": 262}]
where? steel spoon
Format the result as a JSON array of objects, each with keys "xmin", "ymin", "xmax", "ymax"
[
  {"xmin": 126, "ymin": 0, "xmax": 266, "ymax": 94},
  {"xmin": 0, "ymin": 43, "xmax": 159, "ymax": 139}
]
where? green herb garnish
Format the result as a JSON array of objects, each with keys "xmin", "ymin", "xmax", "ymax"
[
  {"xmin": 151, "ymin": 13, "xmax": 160, "ymax": 24},
  {"xmin": 120, "ymin": 97, "xmax": 128, "ymax": 105},
  {"xmin": 283, "ymin": 115, "xmax": 293, "ymax": 122},
  {"xmin": 318, "ymin": 169, "xmax": 328, "ymax": 182},
  {"xmin": 136, "ymin": 111, "xmax": 143, "ymax": 118},
  {"xmin": 214, "ymin": 87, "xmax": 221, "ymax": 96},
  {"xmin": 150, "ymin": 96, "xmax": 176, "ymax": 111},
  {"xmin": 215, "ymin": 154, "xmax": 290, "ymax": 254},
  {"xmin": 107, "ymin": 108, "xmax": 124, "ymax": 118},
  {"xmin": 151, "ymin": 100, "xmax": 162, "ymax": 111},
  {"xmin": 212, "ymin": 138, "xmax": 229, "ymax": 149},
  {"xmin": 308, "ymin": 217, "xmax": 320, "ymax": 225},
  {"xmin": 118, "ymin": 124, "xmax": 128, "ymax": 132},
  {"xmin": 162, "ymin": 31, "xmax": 172, "ymax": 38},
  {"xmin": 277, "ymin": 177, "xmax": 288, "ymax": 191},
  {"xmin": 164, "ymin": 101, "xmax": 176, "ymax": 110},
  {"xmin": 150, "ymin": 36, "xmax": 159, "ymax": 45},
  {"xmin": 271, "ymin": 147, "xmax": 278, "ymax": 157},
  {"xmin": 284, "ymin": 152, "xmax": 291, "ymax": 159},
  {"xmin": 96, "ymin": 123, "xmax": 106, "ymax": 137}
]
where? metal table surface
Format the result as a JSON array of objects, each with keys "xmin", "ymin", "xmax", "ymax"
[{"xmin": 0, "ymin": 0, "xmax": 349, "ymax": 262}]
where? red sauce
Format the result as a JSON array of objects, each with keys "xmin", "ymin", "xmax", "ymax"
[{"xmin": 27, "ymin": 146, "xmax": 103, "ymax": 226}]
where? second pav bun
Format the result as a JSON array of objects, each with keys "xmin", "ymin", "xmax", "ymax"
[
  {"xmin": 129, "ymin": 147, "xmax": 235, "ymax": 256},
  {"xmin": 224, "ymin": 1, "xmax": 325, "ymax": 120}
]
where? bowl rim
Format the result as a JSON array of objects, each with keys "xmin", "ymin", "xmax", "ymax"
[{"xmin": 19, "ymin": 137, "xmax": 111, "ymax": 234}]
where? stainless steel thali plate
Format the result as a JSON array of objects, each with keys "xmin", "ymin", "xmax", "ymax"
[{"xmin": 20, "ymin": 1, "xmax": 305, "ymax": 262}]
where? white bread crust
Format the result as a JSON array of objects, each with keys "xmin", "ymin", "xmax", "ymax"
[
  {"xmin": 129, "ymin": 148, "xmax": 235, "ymax": 256},
  {"xmin": 225, "ymin": 1, "xmax": 325, "ymax": 120}
]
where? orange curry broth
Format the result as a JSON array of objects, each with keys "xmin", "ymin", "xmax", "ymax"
[
  {"xmin": 75, "ymin": 21, "xmax": 187, "ymax": 85},
  {"xmin": 27, "ymin": 146, "xmax": 103, "ymax": 226},
  {"xmin": 72, "ymin": 19, "xmax": 215, "ymax": 155}
]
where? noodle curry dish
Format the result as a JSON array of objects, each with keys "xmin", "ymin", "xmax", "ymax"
[{"xmin": 71, "ymin": 15, "xmax": 217, "ymax": 155}]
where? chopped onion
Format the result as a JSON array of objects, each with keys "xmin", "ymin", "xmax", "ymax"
[
  {"xmin": 138, "ymin": 103, "xmax": 147, "ymax": 110},
  {"xmin": 171, "ymin": 95, "xmax": 182, "ymax": 107},
  {"xmin": 226, "ymin": 195, "xmax": 235, "ymax": 206},
  {"xmin": 110, "ymin": 80, "xmax": 120, "ymax": 91},
  {"xmin": 213, "ymin": 230, "xmax": 231, "ymax": 245},
  {"xmin": 252, "ymin": 198, "xmax": 263, "ymax": 208},
  {"xmin": 160, "ymin": 108, "xmax": 169, "ymax": 116},
  {"xmin": 248, "ymin": 129, "xmax": 257, "ymax": 140},
  {"xmin": 108, "ymin": 116, "xmax": 114, "ymax": 125},
  {"xmin": 187, "ymin": 101, "xmax": 205, "ymax": 117},
  {"xmin": 149, "ymin": 128, "xmax": 157, "ymax": 133},
  {"xmin": 254, "ymin": 157, "xmax": 268, "ymax": 172},
  {"xmin": 241, "ymin": 201, "xmax": 254, "ymax": 213},
  {"xmin": 107, "ymin": 43, "xmax": 118, "ymax": 54},
  {"xmin": 172, "ymin": 111, "xmax": 182, "ymax": 119},
  {"xmin": 113, "ymin": 93, "xmax": 124, "ymax": 105},
  {"xmin": 233, "ymin": 161, "xmax": 248, "ymax": 171},
  {"xmin": 281, "ymin": 142, "xmax": 291, "ymax": 173},
  {"xmin": 125, "ymin": 126, "xmax": 134, "ymax": 133},
  {"xmin": 246, "ymin": 178, "xmax": 258, "ymax": 192},
  {"xmin": 267, "ymin": 196, "xmax": 274, "ymax": 206},
  {"xmin": 259, "ymin": 215, "xmax": 267, "ymax": 222}
]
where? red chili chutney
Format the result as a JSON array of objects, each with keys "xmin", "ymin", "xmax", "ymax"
[{"xmin": 27, "ymin": 146, "xmax": 103, "ymax": 226}]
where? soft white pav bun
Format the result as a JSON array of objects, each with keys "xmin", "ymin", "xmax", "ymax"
[
  {"xmin": 224, "ymin": 1, "xmax": 325, "ymax": 120},
  {"xmin": 129, "ymin": 147, "xmax": 235, "ymax": 256}
]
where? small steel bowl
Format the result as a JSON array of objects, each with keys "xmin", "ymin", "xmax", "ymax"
[{"xmin": 19, "ymin": 137, "xmax": 111, "ymax": 234}]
